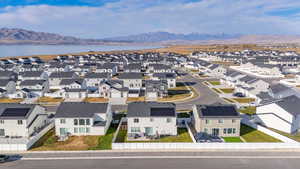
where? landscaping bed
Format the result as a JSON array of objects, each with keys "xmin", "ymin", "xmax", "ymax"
[
  {"xmin": 232, "ymin": 98, "xmax": 255, "ymax": 103},
  {"xmin": 207, "ymin": 81, "xmax": 221, "ymax": 86},
  {"xmin": 240, "ymin": 124, "xmax": 281, "ymax": 142},
  {"xmin": 83, "ymin": 97, "xmax": 109, "ymax": 103},
  {"xmin": 115, "ymin": 128, "xmax": 193, "ymax": 143},
  {"xmin": 219, "ymin": 88, "xmax": 235, "ymax": 93},
  {"xmin": 126, "ymin": 97, "xmax": 145, "ymax": 102},
  {"xmin": 0, "ymin": 98, "xmax": 24, "ymax": 103},
  {"xmin": 37, "ymin": 97, "xmax": 64, "ymax": 103}
]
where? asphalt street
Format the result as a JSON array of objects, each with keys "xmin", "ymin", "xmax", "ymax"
[
  {"xmin": 2, "ymin": 151, "xmax": 300, "ymax": 169},
  {"xmin": 175, "ymin": 73, "xmax": 225, "ymax": 110}
]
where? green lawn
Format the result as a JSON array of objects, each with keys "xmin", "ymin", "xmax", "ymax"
[
  {"xmin": 219, "ymin": 88, "xmax": 235, "ymax": 93},
  {"xmin": 239, "ymin": 106, "xmax": 256, "ymax": 115},
  {"xmin": 116, "ymin": 128, "xmax": 193, "ymax": 143},
  {"xmin": 208, "ymin": 81, "xmax": 221, "ymax": 86},
  {"xmin": 31, "ymin": 125, "xmax": 118, "ymax": 151},
  {"xmin": 212, "ymin": 88, "xmax": 222, "ymax": 94},
  {"xmin": 269, "ymin": 128, "xmax": 300, "ymax": 142},
  {"xmin": 222, "ymin": 98, "xmax": 235, "ymax": 103},
  {"xmin": 177, "ymin": 112, "xmax": 191, "ymax": 118},
  {"xmin": 223, "ymin": 137, "xmax": 243, "ymax": 143},
  {"xmin": 232, "ymin": 98, "xmax": 256, "ymax": 103},
  {"xmin": 240, "ymin": 124, "xmax": 281, "ymax": 142}
]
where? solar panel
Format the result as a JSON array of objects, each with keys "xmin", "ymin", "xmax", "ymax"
[
  {"xmin": 1, "ymin": 108, "xmax": 30, "ymax": 117},
  {"xmin": 150, "ymin": 107, "xmax": 175, "ymax": 117}
]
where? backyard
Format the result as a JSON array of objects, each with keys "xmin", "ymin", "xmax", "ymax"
[
  {"xmin": 0, "ymin": 98, "xmax": 23, "ymax": 103},
  {"xmin": 207, "ymin": 81, "xmax": 221, "ymax": 86},
  {"xmin": 115, "ymin": 128, "xmax": 193, "ymax": 143},
  {"xmin": 219, "ymin": 88, "xmax": 235, "ymax": 93},
  {"xmin": 232, "ymin": 98, "xmax": 256, "ymax": 103},
  {"xmin": 240, "ymin": 124, "xmax": 281, "ymax": 142},
  {"xmin": 269, "ymin": 128, "xmax": 300, "ymax": 142},
  {"xmin": 31, "ymin": 125, "xmax": 118, "ymax": 151},
  {"xmin": 239, "ymin": 106, "xmax": 256, "ymax": 115},
  {"xmin": 37, "ymin": 97, "xmax": 64, "ymax": 103}
]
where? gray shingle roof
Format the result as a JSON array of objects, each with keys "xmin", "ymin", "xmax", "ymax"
[
  {"xmin": 55, "ymin": 102, "xmax": 108, "ymax": 118},
  {"xmin": 195, "ymin": 104, "xmax": 240, "ymax": 118},
  {"xmin": 275, "ymin": 95, "xmax": 300, "ymax": 116},
  {"xmin": 49, "ymin": 72, "xmax": 76, "ymax": 78},
  {"xmin": 20, "ymin": 80, "xmax": 45, "ymax": 86},
  {"xmin": 127, "ymin": 102, "xmax": 176, "ymax": 117},
  {"xmin": 118, "ymin": 73, "xmax": 143, "ymax": 79}
]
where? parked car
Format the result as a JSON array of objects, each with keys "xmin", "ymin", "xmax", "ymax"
[
  {"xmin": 233, "ymin": 92, "xmax": 245, "ymax": 97},
  {"xmin": 0, "ymin": 154, "xmax": 9, "ymax": 163}
]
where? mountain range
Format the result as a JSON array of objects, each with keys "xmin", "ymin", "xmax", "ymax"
[{"xmin": 1, "ymin": 28, "xmax": 300, "ymax": 45}]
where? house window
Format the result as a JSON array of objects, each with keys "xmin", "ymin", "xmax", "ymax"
[
  {"xmin": 17, "ymin": 120, "xmax": 23, "ymax": 125},
  {"xmin": 59, "ymin": 128, "xmax": 68, "ymax": 135},
  {"xmin": 228, "ymin": 128, "xmax": 233, "ymax": 134},
  {"xmin": 74, "ymin": 119, "xmax": 78, "ymax": 125},
  {"xmin": 218, "ymin": 119, "xmax": 224, "ymax": 124},
  {"xmin": 79, "ymin": 127, "xmax": 85, "ymax": 133},
  {"xmin": 233, "ymin": 128, "xmax": 236, "ymax": 134},
  {"xmin": 166, "ymin": 118, "xmax": 172, "ymax": 123},
  {"xmin": 134, "ymin": 118, "xmax": 139, "ymax": 123},
  {"xmin": 0, "ymin": 120, "xmax": 4, "ymax": 124},
  {"xmin": 86, "ymin": 119, "xmax": 90, "ymax": 125},
  {"xmin": 204, "ymin": 128, "xmax": 208, "ymax": 133},
  {"xmin": 74, "ymin": 128, "xmax": 78, "ymax": 133},
  {"xmin": 232, "ymin": 119, "xmax": 236, "ymax": 123},
  {"xmin": 131, "ymin": 127, "xmax": 140, "ymax": 133},
  {"xmin": 205, "ymin": 120, "xmax": 210, "ymax": 124},
  {"xmin": 0, "ymin": 129, "xmax": 4, "ymax": 136},
  {"xmin": 223, "ymin": 128, "xmax": 227, "ymax": 134},
  {"xmin": 79, "ymin": 119, "xmax": 85, "ymax": 125},
  {"xmin": 86, "ymin": 127, "xmax": 90, "ymax": 133},
  {"xmin": 60, "ymin": 119, "xmax": 66, "ymax": 124}
]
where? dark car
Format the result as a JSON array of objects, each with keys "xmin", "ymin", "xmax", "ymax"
[
  {"xmin": 0, "ymin": 154, "xmax": 9, "ymax": 163},
  {"xmin": 233, "ymin": 92, "xmax": 245, "ymax": 97}
]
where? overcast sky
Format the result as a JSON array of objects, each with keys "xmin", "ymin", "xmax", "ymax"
[{"xmin": 1, "ymin": 0, "xmax": 300, "ymax": 38}]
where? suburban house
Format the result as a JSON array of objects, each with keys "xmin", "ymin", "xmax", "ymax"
[
  {"xmin": 118, "ymin": 73, "xmax": 143, "ymax": 89},
  {"xmin": 19, "ymin": 80, "xmax": 49, "ymax": 97},
  {"xmin": 127, "ymin": 102, "xmax": 177, "ymax": 140},
  {"xmin": 85, "ymin": 72, "xmax": 111, "ymax": 89},
  {"xmin": 48, "ymin": 71, "xmax": 79, "ymax": 89},
  {"xmin": 59, "ymin": 78, "xmax": 87, "ymax": 90},
  {"xmin": 54, "ymin": 102, "xmax": 112, "ymax": 136},
  {"xmin": 123, "ymin": 63, "xmax": 142, "ymax": 73},
  {"xmin": 255, "ymin": 95, "xmax": 300, "ymax": 134},
  {"xmin": 192, "ymin": 104, "xmax": 241, "ymax": 137},
  {"xmin": 95, "ymin": 63, "xmax": 118, "ymax": 75},
  {"xmin": 0, "ymin": 71, "xmax": 18, "ymax": 81},
  {"xmin": 0, "ymin": 79, "xmax": 16, "ymax": 94},
  {"xmin": 144, "ymin": 80, "xmax": 168, "ymax": 100},
  {"xmin": 152, "ymin": 73, "xmax": 176, "ymax": 88},
  {"xmin": 268, "ymin": 83, "xmax": 300, "ymax": 99},
  {"xmin": 0, "ymin": 103, "xmax": 49, "ymax": 138},
  {"xmin": 19, "ymin": 71, "xmax": 48, "ymax": 81},
  {"xmin": 206, "ymin": 64, "xmax": 226, "ymax": 77}
]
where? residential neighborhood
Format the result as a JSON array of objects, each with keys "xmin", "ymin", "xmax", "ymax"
[{"xmin": 0, "ymin": 49, "xmax": 300, "ymax": 153}]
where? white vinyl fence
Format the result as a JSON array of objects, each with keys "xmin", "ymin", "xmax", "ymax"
[
  {"xmin": 0, "ymin": 122, "xmax": 54, "ymax": 151},
  {"xmin": 112, "ymin": 142, "xmax": 300, "ymax": 150}
]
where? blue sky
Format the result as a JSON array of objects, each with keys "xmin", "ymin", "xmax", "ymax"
[{"xmin": 1, "ymin": 0, "xmax": 300, "ymax": 38}]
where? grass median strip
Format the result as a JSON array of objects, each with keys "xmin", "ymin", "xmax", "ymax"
[{"xmin": 223, "ymin": 137, "xmax": 243, "ymax": 143}]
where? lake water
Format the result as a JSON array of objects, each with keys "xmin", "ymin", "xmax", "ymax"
[{"xmin": 0, "ymin": 45, "xmax": 162, "ymax": 58}]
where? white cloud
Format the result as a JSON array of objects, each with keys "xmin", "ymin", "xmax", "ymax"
[{"xmin": 0, "ymin": 0, "xmax": 300, "ymax": 38}]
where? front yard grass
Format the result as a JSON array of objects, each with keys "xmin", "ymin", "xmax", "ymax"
[
  {"xmin": 31, "ymin": 125, "xmax": 118, "ymax": 151},
  {"xmin": 232, "ymin": 98, "xmax": 256, "ymax": 103},
  {"xmin": 115, "ymin": 128, "xmax": 193, "ymax": 143},
  {"xmin": 239, "ymin": 106, "xmax": 256, "ymax": 115},
  {"xmin": 212, "ymin": 88, "xmax": 222, "ymax": 94},
  {"xmin": 0, "ymin": 98, "xmax": 24, "ymax": 103},
  {"xmin": 207, "ymin": 81, "xmax": 221, "ymax": 86},
  {"xmin": 219, "ymin": 88, "xmax": 235, "ymax": 93},
  {"xmin": 126, "ymin": 97, "xmax": 145, "ymax": 102},
  {"xmin": 240, "ymin": 124, "xmax": 281, "ymax": 142},
  {"xmin": 37, "ymin": 97, "xmax": 64, "ymax": 103},
  {"xmin": 223, "ymin": 137, "xmax": 243, "ymax": 143},
  {"xmin": 268, "ymin": 128, "xmax": 300, "ymax": 142},
  {"xmin": 83, "ymin": 97, "xmax": 109, "ymax": 103}
]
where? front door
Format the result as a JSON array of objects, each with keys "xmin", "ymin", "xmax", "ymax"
[{"xmin": 212, "ymin": 128, "xmax": 219, "ymax": 136}]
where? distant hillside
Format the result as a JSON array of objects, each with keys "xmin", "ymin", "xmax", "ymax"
[
  {"xmin": 103, "ymin": 31, "xmax": 240, "ymax": 43},
  {"xmin": 0, "ymin": 28, "xmax": 125, "ymax": 45}
]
